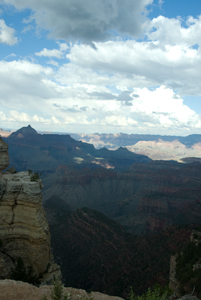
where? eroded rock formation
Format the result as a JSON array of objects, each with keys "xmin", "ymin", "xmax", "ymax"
[{"xmin": 0, "ymin": 137, "xmax": 60, "ymax": 282}]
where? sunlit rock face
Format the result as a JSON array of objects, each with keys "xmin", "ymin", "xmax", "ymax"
[
  {"xmin": 0, "ymin": 137, "xmax": 60, "ymax": 280},
  {"xmin": 0, "ymin": 171, "xmax": 50, "ymax": 275}
]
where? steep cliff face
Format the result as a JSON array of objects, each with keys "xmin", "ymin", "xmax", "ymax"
[
  {"xmin": 42, "ymin": 161, "xmax": 201, "ymax": 234},
  {"xmin": 0, "ymin": 138, "xmax": 9, "ymax": 172},
  {"xmin": 44, "ymin": 196, "xmax": 191, "ymax": 298},
  {"xmin": 0, "ymin": 137, "xmax": 60, "ymax": 282},
  {"xmin": 0, "ymin": 171, "xmax": 50, "ymax": 275}
]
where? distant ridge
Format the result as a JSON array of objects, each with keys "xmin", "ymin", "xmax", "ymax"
[
  {"xmin": 4, "ymin": 125, "xmax": 151, "ymax": 173},
  {"xmin": 9, "ymin": 125, "xmax": 38, "ymax": 138},
  {"xmin": 70, "ymin": 132, "xmax": 201, "ymax": 148}
]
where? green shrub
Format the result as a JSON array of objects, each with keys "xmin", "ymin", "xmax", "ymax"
[
  {"xmin": 152, "ymin": 284, "xmax": 172, "ymax": 297},
  {"xmin": 175, "ymin": 240, "xmax": 201, "ymax": 297},
  {"xmin": 129, "ymin": 285, "xmax": 168, "ymax": 300},
  {"xmin": 50, "ymin": 277, "xmax": 65, "ymax": 300},
  {"xmin": 48, "ymin": 277, "xmax": 93, "ymax": 300},
  {"xmin": 28, "ymin": 169, "xmax": 40, "ymax": 181},
  {"xmin": 30, "ymin": 172, "xmax": 40, "ymax": 182},
  {"xmin": 28, "ymin": 169, "xmax": 33, "ymax": 175}
]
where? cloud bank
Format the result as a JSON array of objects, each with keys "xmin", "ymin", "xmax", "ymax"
[
  {"xmin": 1, "ymin": 0, "xmax": 152, "ymax": 42},
  {"xmin": 1, "ymin": 0, "xmax": 201, "ymax": 135}
]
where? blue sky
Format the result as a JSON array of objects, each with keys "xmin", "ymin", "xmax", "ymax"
[{"xmin": 0, "ymin": 0, "xmax": 201, "ymax": 135}]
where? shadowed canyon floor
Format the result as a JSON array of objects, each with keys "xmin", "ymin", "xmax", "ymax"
[{"xmin": 44, "ymin": 197, "xmax": 196, "ymax": 298}]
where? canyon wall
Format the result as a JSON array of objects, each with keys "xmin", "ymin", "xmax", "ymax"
[{"xmin": 42, "ymin": 161, "xmax": 201, "ymax": 234}]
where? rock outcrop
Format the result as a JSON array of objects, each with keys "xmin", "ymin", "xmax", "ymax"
[
  {"xmin": 0, "ymin": 138, "xmax": 9, "ymax": 171},
  {"xmin": 0, "ymin": 137, "xmax": 60, "ymax": 282},
  {"xmin": 0, "ymin": 279, "xmax": 125, "ymax": 300},
  {"xmin": 169, "ymin": 254, "xmax": 180, "ymax": 295}
]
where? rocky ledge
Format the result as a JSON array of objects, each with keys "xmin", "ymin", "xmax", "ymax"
[{"xmin": 0, "ymin": 279, "xmax": 124, "ymax": 300}]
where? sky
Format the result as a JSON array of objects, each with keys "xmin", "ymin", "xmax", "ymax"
[{"xmin": 1, "ymin": 0, "xmax": 201, "ymax": 135}]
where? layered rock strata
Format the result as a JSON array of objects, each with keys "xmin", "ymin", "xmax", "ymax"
[{"xmin": 0, "ymin": 137, "xmax": 60, "ymax": 282}]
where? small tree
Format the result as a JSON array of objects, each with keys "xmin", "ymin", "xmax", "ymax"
[
  {"xmin": 30, "ymin": 172, "xmax": 40, "ymax": 182},
  {"xmin": 50, "ymin": 277, "xmax": 64, "ymax": 300},
  {"xmin": 49, "ymin": 277, "xmax": 92, "ymax": 300}
]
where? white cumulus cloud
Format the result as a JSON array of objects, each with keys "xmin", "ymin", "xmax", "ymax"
[
  {"xmin": 0, "ymin": 19, "xmax": 17, "ymax": 45},
  {"xmin": 146, "ymin": 15, "xmax": 201, "ymax": 46},
  {"xmin": 35, "ymin": 48, "xmax": 63, "ymax": 59}
]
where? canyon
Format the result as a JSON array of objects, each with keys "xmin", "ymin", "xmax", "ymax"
[
  {"xmin": 44, "ymin": 197, "xmax": 192, "ymax": 297},
  {"xmin": 42, "ymin": 161, "xmax": 201, "ymax": 235},
  {"xmin": 3, "ymin": 125, "xmax": 201, "ymax": 235},
  {"xmin": 4, "ymin": 127, "xmax": 201, "ymax": 161},
  {"xmin": 1, "ymin": 126, "xmax": 201, "ymax": 297}
]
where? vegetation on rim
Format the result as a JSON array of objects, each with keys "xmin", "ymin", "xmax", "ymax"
[{"xmin": 176, "ymin": 229, "xmax": 201, "ymax": 298}]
